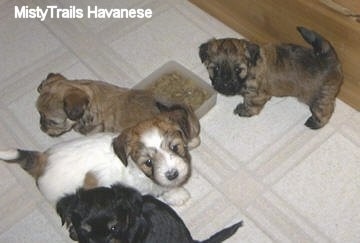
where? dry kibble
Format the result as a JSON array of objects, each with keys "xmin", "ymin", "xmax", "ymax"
[{"xmin": 146, "ymin": 72, "xmax": 210, "ymax": 110}]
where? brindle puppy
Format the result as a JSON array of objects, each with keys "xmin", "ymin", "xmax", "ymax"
[
  {"xmin": 36, "ymin": 73, "xmax": 162, "ymax": 136},
  {"xmin": 199, "ymin": 26, "xmax": 343, "ymax": 129}
]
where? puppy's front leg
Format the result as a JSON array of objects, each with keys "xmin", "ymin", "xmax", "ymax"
[
  {"xmin": 76, "ymin": 123, "xmax": 104, "ymax": 135},
  {"xmin": 234, "ymin": 89, "xmax": 270, "ymax": 117},
  {"xmin": 86, "ymin": 124, "xmax": 105, "ymax": 134},
  {"xmin": 161, "ymin": 187, "xmax": 190, "ymax": 206}
]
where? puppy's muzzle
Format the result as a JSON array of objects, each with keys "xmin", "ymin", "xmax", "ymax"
[
  {"xmin": 212, "ymin": 80, "xmax": 240, "ymax": 96},
  {"xmin": 165, "ymin": 169, "xmax": 179, "ymax": 181}
]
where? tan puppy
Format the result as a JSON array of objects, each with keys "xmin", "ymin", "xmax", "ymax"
[
  {"xmin": 0, "ymin": 104, "xmax": 200, "ymax": 206},
  {"xmin": 199, "ymin": 26, "xmax": 343, "ymax": 129},
  {"xmin": 37, "ymin": 73, "xmax": 161, "ymax": 136}
]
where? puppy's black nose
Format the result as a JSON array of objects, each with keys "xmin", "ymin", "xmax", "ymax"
[{"xmin": 165, "ymin": 169, "xmax": 179, "ymax": 181}]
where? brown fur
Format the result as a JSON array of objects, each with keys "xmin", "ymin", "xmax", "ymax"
[
  {"xmin": 4, "ymin": 150, "xmax": 48, "ymax": 179},
  {"xmin": 36, "ymin": 73, "xmax": 161, "ymax": 136},
  {"xmin": 83, "ymin": 172, "xmax": 99, "ymax": 190},
  {"xmin": 112, "ymin": 104, "xmax": 200, "ymax": 184},
  {"xmin": 29, "ymin": 153, "xmax": 47, "ymax": 179},
  {"xmin": 199, "ymin": 26, "xmax": 343, "ymax": 129}
]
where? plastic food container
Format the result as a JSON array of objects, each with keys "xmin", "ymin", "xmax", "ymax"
[{"xmin": 133, "ymin": 61, "xmax": 217, "ymax": 118}]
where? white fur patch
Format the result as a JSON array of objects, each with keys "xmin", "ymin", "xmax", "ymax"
[
  {"xmin": 140, "ymin": 128, "xmax": 163, "ymax": 150},
  {"xmin": 161, "ymin": 187, "xmax": 190, "ymax": 206},
  {"xmin": 140, "ymin": 128, "xmax": 177, "ymax": 169},
  {"xmin": 34, "ymin": 133, "xmax": 169, "ymax": 204}
]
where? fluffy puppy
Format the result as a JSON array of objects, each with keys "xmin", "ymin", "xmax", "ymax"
[
  {"xmin": 0, "ymin": 104, "xmax": 200, "ymax": 206},
  {"xmin": 57, "ymin": 184, "xmax": 243, "ymax": 243},
  {"xmin": 199, "ymin": 26, "xmax": 343, "ymax": 129},
  {"xmin": 36, "ymin": 73, "xmax": 161, "ymax": 136}
]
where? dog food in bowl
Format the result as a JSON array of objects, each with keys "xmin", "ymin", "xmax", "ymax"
[
  {"xmin": 133, "ymin": 61, "xmax": 217, "ymax": 118},
  {"xmin": 146, "ymin": 72, "xmax": 211, "ymax": 111}
]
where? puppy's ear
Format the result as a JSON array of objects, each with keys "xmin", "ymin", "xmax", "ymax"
[
  {"xmin": 166, "ymin": 104, "xmax": 200, "ymax": 145},
  {"xmin": 245, "ymin": 42, "xmax": 260, "ymax": 66},
  {"xmin": 56, "ymin": 194, "xmax": 78, "ymax": 226},
  {"xmin": 63, "ymin": 88, "xmax": 89, "ymax": 121},
  {"xmin": 46, "ymin": 73, "xmax": 58, "ymax": 80},
  {"xmin": 112, "ymin": 131, "xmax": 131, "ymax": 166},
  {"xmin": 199, "ymin": 42, "xmax": 210, "ymax": 63},
  {"xmin": 112, "ymin": 185, "xmax": 143, "ymax": 214},
  {"xmin": 37, "ymin": 73, "xmax": 66, "ymax": 93},
  {"xmin": 112, "ymin": 185, "xmax": 147, "ymax": 240}
]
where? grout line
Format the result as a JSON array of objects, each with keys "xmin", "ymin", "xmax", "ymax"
[
  {"xmin": 0, "ymin": 48, "xmax": 76, "ymax": 105},
  {"xmin": 0, "ymin": 107, "xmax": 42, "ymax": 149},
  {"xmin": 264, "ymin": 126, "xmax": 337, "ymax": 187},
  {"xmin": 25, "ymin": 0, "xmax": 142, "ymax": 84},
  {"xmin": 266, "ymin": 189, "xmax": 335, "ymax": 242},
  {"xmin": 100, "ymin": 1, "xmax": 171, "ymax": 44}
]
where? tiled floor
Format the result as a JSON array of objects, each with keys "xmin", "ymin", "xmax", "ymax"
[{"xmin": 0, "ymin": 0, "xmax": 359, "ymax": 242}]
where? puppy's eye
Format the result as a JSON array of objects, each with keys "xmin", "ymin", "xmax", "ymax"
[
  {"xmin": 41, "ymin": 116, "xmax": 59, "ymax": 126},
  {"xmin": 214, "ymin": 64, "xmax": 220, "ymax": 73},
  {"xmin": 145, "ymin": 159, "xmax": 153, "ymax": 167},
  {"xmin": 110, "ymin": 225, "xmax": 120, "ymax": 233},
  {"xmin": 234, "ymin": 67, "xmax": 243, "ymax": 74},
  {"xmin": 170, "ymin": 144, "xmax": 179, "ymax": 153},
  {"xmin": 47, "ymin": 119, "xmax": 59, "ymax": 125}
]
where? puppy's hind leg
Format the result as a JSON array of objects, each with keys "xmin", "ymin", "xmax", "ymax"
[
  {"xmin": 305, "ymin": 85, "xmax": 338, "ymax": 129},
  {"xmin": 305, "ymin": 99, "xmax": 335, "ymax": 129}
]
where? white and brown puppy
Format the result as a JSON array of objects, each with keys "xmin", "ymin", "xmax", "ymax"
[
  {"xmin": 37, "ymin": 73, "xmax": 161, "ymax": 136},
  {"xmin": 0, "ymin": 104, "xmax": 200, "ymax": 206}
]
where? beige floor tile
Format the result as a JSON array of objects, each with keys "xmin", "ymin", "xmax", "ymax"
[
  {"xmin": 273, "ymin": 133, "xmax": 360, "ymax": 242},
  {"xmin": 219, "ymin": 169, "xmax": 265, "ymax": 209},
  {"xmin": 0, "ymin": 209, "xmax": 71, "ymax": 243},
  {"xmin": 0, "ymin": 1, "xmax": 359, "ymax": 242},
  {"xmin": 111, "ymin": 7, "xmax": 209, "ymax": 77},
  {"xmin": 0, "ymin": 9, "xmax": 62, "ymax": 82},
  {"xmin": 201, "ymin": 96, "xmax": 310, "ymax": 162}
]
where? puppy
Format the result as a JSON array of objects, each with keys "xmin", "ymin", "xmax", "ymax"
[
  {"xmin": 0, "ymin": 104, "xmax": 200, "ymax": 206},
  {"xmin": 57, "ymin": 184, "xmax": 243, "ymax": 243},
  {"xmin": 199, "ymin": 26, "xmax": 343, "ymax": 129},
  {"xmin": 37, "ymin": 73, "xmax": 161, "ymax": 136}
]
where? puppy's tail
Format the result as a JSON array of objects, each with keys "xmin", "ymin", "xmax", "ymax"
[
  {"xmin": 0, "ymin": 148, "xmax": 45, "ymax": 179},
  {"xmin": 297, "ymin": 26, "xmax": 337, "ymax": 59},
  {"xmin": 198, "ymin": 221, "xmax": 243, "ymax": 243}
]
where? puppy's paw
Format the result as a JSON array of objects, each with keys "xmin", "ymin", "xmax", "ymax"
[
  {"xmin": 234, "ymin": 104, "xmax": 252, "ymax": 117},
  {"xmin": 305, "ymin": 116, "xmax": 323, "ymax": 129},
  {"xmin": 161, "ymin": 187, "xmax": 190, "ymax": 206},
  {"xmin": 68, "ymin": 225, "xmax": 79, "ymax": 241}
]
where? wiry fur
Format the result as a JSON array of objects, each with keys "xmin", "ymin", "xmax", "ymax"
[
  {"xmin": 36, "ymin": 73, "xmax": 161, "ymax": 136},
  {"xmin": 199, "ymin": 26, "xmax": 343, "ymax": 129},
  {"xmin": 0, "ymin": 104, "xmax": 200, "ymax": 206},
  {"xmin": 57, "ymin": 184, "xmax": 243, "ymax": 243}
]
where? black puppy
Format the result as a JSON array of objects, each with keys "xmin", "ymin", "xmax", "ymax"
[{"xmin": 57, "ymin": 184, "xmax": 242, "ymax": 243}]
